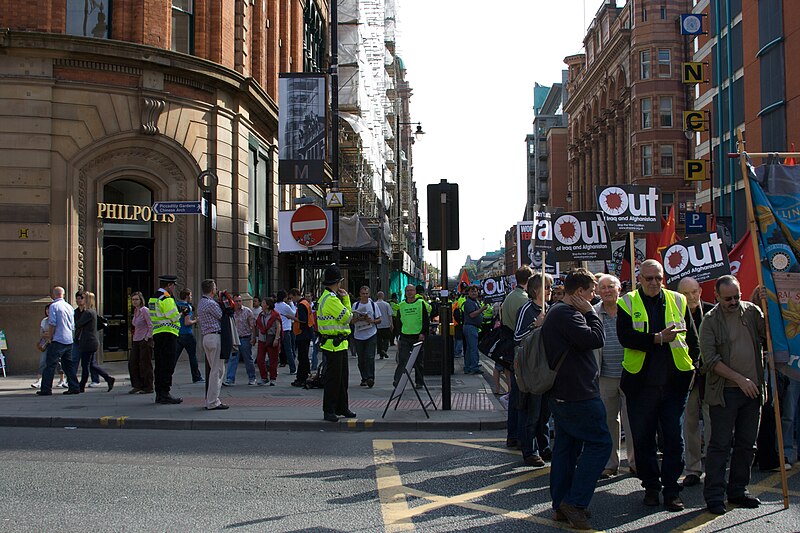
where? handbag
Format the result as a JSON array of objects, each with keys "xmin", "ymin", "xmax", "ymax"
[{"xmin": 36, "ymin": 337, "xmax": 49, "ymax": 352}]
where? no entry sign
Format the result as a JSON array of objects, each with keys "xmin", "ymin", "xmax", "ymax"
[{"xmin": 290, "ymin": 205, "xmax": 329, "ymax": 247}]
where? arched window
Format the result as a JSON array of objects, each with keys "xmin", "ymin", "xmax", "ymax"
[{"xmin": 102, "ymin": 180, "xmax": 153, "ymax": 237}]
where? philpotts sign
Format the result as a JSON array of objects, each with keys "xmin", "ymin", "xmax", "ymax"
[
  {"xmin": 661, "ymin": 232, "xmax": 730, "ymax": 288},
  {"xmin": 596, "ymin": 185, "xmax": 662, "ymax": 233},
  {"xmin": 552, "ymin": 211, "xmax": 612, "ymax": 261}
]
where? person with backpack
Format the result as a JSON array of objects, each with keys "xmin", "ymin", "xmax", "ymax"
[
  {"xmin": 351, "ymin": 286, "xmax": 381, "ymax": 388},
  {"xmin": 512, "ymin": 272, "xmax": 553, "ymax": 468},
  {"xmin": 541, "ymin": 268, "xmax": 609, "ymax": 531}
]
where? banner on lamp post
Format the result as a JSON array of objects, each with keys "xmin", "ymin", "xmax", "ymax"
[{"xmin": 278, "ymin": 74, "xmax": 327, "ymax": 185}]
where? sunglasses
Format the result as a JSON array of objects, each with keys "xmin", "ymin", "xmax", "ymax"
[
  {"xmin": 643, "ymin": 276, "xmax": 663, "ymax": 282},
  {"xmin": 722, "ymin": 294, "xmax": 741, "ymax": 302}
]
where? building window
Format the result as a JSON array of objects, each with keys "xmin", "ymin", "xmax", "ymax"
[
  {"xmin": 642, "ymin": 145, "xmax": 653, "ymax": 176},
  {"xmin": 660, "ymin": 5, "xmax": 667, "ymax": 19},
  {"xmin": 642, "ymin": 6, "xmax": 648, "ymax": 22},
  {"xmin": 660, "ymin": 145, "xmax": 674, "ymax": 174},
  {"xmin": 66, "ymin": 0, "xmax": 111, "ymax": 38},
  {"xmin": 658, "ymin": 48, "xmax": 671, "ymax": 77},
  {"xmin": 172, "ymin": 0, "xmax": 194, "ymax": 54},
  {"xmin": 659, "ymin": 97, "xmax": 673, "ymax": 127},
  {"xmin": 640, "ymin": 50, "xmax": 651, "ymax": 79},
  {"xmin": 641, "ymin": 98, "xmax": 652, "ymax": 129},
  {"xmin": 303, "ymin": 1, "xmax": 326, "ymax": 72}
]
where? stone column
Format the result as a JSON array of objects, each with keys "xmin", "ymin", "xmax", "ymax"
[
  {"xmin": 606, "ymin": 120, "xmax": 616, "ymax": 185},
  {"xmin": 585, "ymin": 140, "xmax": 593, "ymax": 209},
  {"xmin": 597, "ymin": 131, "xmax": 607, "ymax": 201},
  {"xmin": 616, "ymin": 111, "xmax": 625, "ymax": 184}
]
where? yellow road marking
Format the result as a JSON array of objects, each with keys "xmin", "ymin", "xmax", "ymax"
[
  {"xmin": 347, "ymin": 419, "xmax": 357, "ymax": 428},
  {"xmin": 99, "ymin": 416, "xmax": 112, "ymax": 426},
  {"xmin": 429, "ymin": 439, "xmax": 521, "ymax": 457},
  {"xmin": 373, "ymin": 439, "xmax": 414, "ymax": 532},
  {"xmin": 116, "ymin": 416, "xmax": 128, "ymax": 427},
  {"xmin": 364, "ymin": 419, "xmax": 374, "ymax": 428}
]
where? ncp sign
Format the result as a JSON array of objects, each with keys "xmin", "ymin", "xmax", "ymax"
[{"xmin": 661, "ymin": 232, "xmax": 730, "ymax": 288}]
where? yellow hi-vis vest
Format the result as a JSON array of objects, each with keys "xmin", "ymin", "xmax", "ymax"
[
  {"xmin": 316, "ymin": 288, "xmax": 352, "ymax": 352},
  {"xmin": 617, "ymin": 289, "xmax": 692, "ymax": 374},
  {"xmin": 148, "ymin": 290, "xmax": 181, "ymax": 336}
]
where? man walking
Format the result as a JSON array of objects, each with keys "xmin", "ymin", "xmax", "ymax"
[
  {"xmin": 176, "ymin": 289, "xmax": 204, "ymax": 384},
  {"xmin": 374, "ymin": 291, "xmax": 394, "ymax": 359},
  {"xmin": 224, "ymin": 294, "xmax": 257, "ymax": 386},
  {"xmin": 617, "ymin": 260, "xmax": 699, "ymax": 511},
  {"xmin": 291, "ymin": 292, "xmax": 315, "ymax": 387},
  {"xmin": 318, "ymin": 265, "xmax": 356, "ymax": 422},
  {"xmin": 677, "ymin": 276, "xmax": 715, "ymax": 487},
  {"xmin": 394, "ymin": 284, "xmax": 429, "ymax": 390},
  {"xmin": 149, "ymin": 274, "xmax": 183, "ymax": 404},
  {"xmin": 197, "ymin": 279, "xmax": 228, "ymax": 410},
  {"xmin": 37, "ymin": 286, "xmax": 78, "ymax": 396},
  {"xmin": 699, "ymin": 275, "xmax": 766, "ymax": 515},
  {"xmin": 541, "ymin": 268, "xmax": 610, "ymax": 530},
  {"xmin": 275, "ymin": 289, "xmax": 299, "ymax": 374},
  {"xmin": 352, "ymin": 286, "xmax": 381, "ymax": 388},
  {"xmin": 463, "ymin": 285, "xmax": 488, "ymax": 375}
]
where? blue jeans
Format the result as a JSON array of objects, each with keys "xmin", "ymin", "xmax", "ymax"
[
  {"xmin": 176, "ymin": 333, "xmax": 202, "ymax": 382},
  {"xmin": 453, "ymin": 337, "xmax": 463, "ymax": 358},
  {"xmin": 354, "ymin": 334, "xmax": 377, "ymax": 381},
  {"xmin": 310, "ymin": 335, "xmax": 319, "ymax": 371},
  {"xmin": 41, "ymin": 342, "xmax": 78, "ymax": 394},
  {"xmin": 463, "ymin": 324, "xmax": 480, "ymax": 373},
  {"xmin": 282, "ymin": 330, "xmax": 297, "ymax": 373},
  {"xmin": 549, "ymin": 397, "xmax": 612, "ymax": 510},
  {"xmin": 508, "ymin": 373, "xmax": 540, "ymax": 458},
  {"xmin": 225, "ymin": 336, "xmax": 256, "ymax": 383},
  {"xmin": 780, "ymin": 376, "xmax": 800, "ymax": 461},
  {"xmin": 625, "ymin": 384, "xmax": 690, "ymax": 496}
]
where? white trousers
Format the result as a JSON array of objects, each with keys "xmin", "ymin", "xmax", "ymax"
[{"xmin": 203, "ymin": 333, "xmax": 224, "ymax": 409}]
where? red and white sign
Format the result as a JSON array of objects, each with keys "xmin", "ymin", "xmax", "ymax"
[{"xmin": 290, "ymin": 205, "xmax": 329, "ymax": 247}]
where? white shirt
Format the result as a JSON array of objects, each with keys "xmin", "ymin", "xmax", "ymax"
[
  {"xmin": 274, "ymin": 301, "xmax": 296, "ymax": 332},
  {"xmin": 352, "ymin": 298, "xmax": 381, "ymax": 340},
  {"xmin": 374, "ymin": 300, "xmax": 394, "ymax": 329}
]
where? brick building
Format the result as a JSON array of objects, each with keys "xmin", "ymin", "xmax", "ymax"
[
  {"xmin": 0, "ymin": 0, "xmax": 325, "ymax": 370},
  {"xmin": 564, "ymin": 0, "xmax": 693, "ymax": 218}
]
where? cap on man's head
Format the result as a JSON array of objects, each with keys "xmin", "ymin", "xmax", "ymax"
[
  {"xmin": 159, "ymin": 274, "xmax": 178, "ymax": 283},
  {"xmin": 322, "ymin": 264, "xmax": 344, "ymax": 285}
]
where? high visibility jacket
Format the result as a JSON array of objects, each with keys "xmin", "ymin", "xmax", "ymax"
[
  {"xmin": 452, "ymin": 295, "xmax": 466, "ymax": 324},
  {"xmin": 399, "ymin": 298, "xmax": 425, "ymax": 335},
  {"xmin": 482, "ymin": 302, "xmax": 494, "ymax": 323},
  {"xmin": 293, "ymin": 298, "xmax": 316, "ymax": 335},
  {"xmin": 148, "ymin": 289, "xmax": 181, "ymax": 336},
  {"xmin": 390, "ymin": 301, "xmax": 400, "ymax": 317},
  {"xmin": 415, "ymin": 294, "xmax": 432, "ymax": 314},
  {"xmin": 618, "ymin": 289, "xmax": 692, "ymax": 374},
  {"xmin": 316, "ymin": 288, "xmax": 352, "ymax": 352}
]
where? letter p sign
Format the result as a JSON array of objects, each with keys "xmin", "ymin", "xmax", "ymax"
[{"xmin": 685, "ymin": 160, "xmax": 708, "ymax": 181}]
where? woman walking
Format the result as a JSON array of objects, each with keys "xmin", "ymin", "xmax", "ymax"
[
  {"xmin": 129, "ymin": 291, "xmax": 154, "ymax": 394},
  {"xmin": 74, "ymin": 291, "xmax": 115, "ymax": 392},
  {"xmin": 256, "ymin": 297, "xmax": 281, "ymax": 385}
]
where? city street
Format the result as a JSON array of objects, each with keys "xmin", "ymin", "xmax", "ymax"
[{"xmin": 1, "ymin": 427, "xmax": 798, "ymax": 532}]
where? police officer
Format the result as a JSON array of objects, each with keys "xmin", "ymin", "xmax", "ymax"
[
  {"xmin": 317, "ymin": 265, "xmax": 356, "ymax": 422},
  {"xmin": 149, "ymin": 274, "xmax": 183, "ymax": 404}
]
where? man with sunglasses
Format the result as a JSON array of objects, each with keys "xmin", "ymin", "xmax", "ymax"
[
  {"xmin": 698, "ymin": 275, "xmax": 766, "ymax": 515},
  {"xmin": 617, "ymin": 259, "xmax": 700, "ymax": 512}
]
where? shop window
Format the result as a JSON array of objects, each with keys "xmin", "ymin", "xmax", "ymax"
[
  {"xmin": 102, "ymin": 180, "xmax": 153, "ymax": 237},
  {"xmin": 658, "ymin": 49, "xmax": 671, "ymax": 77},
  {"xmin": 640, "ymin": 50, "xmax": 651, "ymax": 80},
  {"xmin": 641, "ymin": 97, "xmax": 652, "ymax": 129},
  {"xmin": 660, "ymin": 145, "xmax": 674, "ymax": 175},
  {"xmin": 642, "ymin": 145, "xmax": 653, "ymax": 176},
  {"xmin": 66, "ymin": 0, "xmax": 110, "ymax": 38},
  {"xmin": 659, "ymin": 97, "xmax": 673, "ymax": 127},
  {"xmin": 172, "ymin": 0, "xmax": 194, "ymax": 54},
  {"xmin": 248, "ymin": 147, "xmax": 272, "ymax": 236}
]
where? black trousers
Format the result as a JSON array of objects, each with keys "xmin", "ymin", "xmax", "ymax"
[
  {"xmin": 322, "ymin": 349, "xmax": 349, "ymax": 415},
  {"xmin": 154, "ymin": 333, "xmax": 178, "ymax": 397},
  {"xmin": 296, "ymin": 337, "xmax": 311, "ymax": 383}
]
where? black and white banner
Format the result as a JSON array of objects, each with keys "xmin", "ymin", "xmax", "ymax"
[
  {"xmin": 480, "ymin": 276, "xmax": 512, "ymax": 304},
  {"xmin": 661, "ymin": 232, "xmax": 730, "ymax": 289},
  {"xmin": 516, "ymin": 220, "xmax": 558, "ymax": 274},
  {"xmin": 551, "ymin": 211, "xmax": 612, "ymax": 262},
  {"xmin": 596, "ymin": 185, "xmax": 662, "ymax": 233}
]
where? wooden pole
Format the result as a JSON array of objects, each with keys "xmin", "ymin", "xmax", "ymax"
[
  {"xmin": 541, "ymin": 250, "xmax": 547, "ymax": 302},
  {"xmin": 734, "ymin": 129, "xmax": 789, "ymax": 509}
]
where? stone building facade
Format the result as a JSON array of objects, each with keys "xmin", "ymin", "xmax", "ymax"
[{"xmin": 0, "ymin": 0, "xmax": 323, "ymax": 370}]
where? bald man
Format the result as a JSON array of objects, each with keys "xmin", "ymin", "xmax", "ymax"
[
  {"xmin": 37, "ymin": 286, "xmax": 79, "ymax": 396},
  {"xmin": 678, "ymin": 276, "xmax": 716, "ymax": 487}
]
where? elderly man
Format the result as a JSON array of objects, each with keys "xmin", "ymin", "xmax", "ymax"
[
  {"xmin": 594, "ymin": 274, "xmax": 635, "ymax": 479},
  {"xmin": 617, "ymin": 259, "xmax": 699, "ymax": 512},
  {"xmin": 37, "ymin": 286, "xmax": 78, "ymax": 396},
  {"xmin": 699, "ymin": 275, "xmax": 766, "ymax": 515},
  {"xmin": 677, "ymin": 276, "xmax": 716, "ymax": 487}
]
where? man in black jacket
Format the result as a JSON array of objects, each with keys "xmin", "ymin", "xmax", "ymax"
[{"xmin": 541, "ymin": 268, "xmax": 610, "ymax": 531}]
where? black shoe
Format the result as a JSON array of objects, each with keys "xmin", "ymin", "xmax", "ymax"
[
  {"xmin": 728, "ymin": 495, "xmax": 760, "ymax": 508},
  {"xmin": 63, "ymin": 390, "xmax": 80, "ymax": 395},
  {"xmin": 35, "ymin": 390, "xmax": 52, "ymax": 396},
  {"xmin": 291, "ymin": 380, "xmax": 304, "ymax": 387},
  {"xmin": 556, "ymin": 502, "xmax": 592, "ymax": 530},
  {"xmin": 360, "ymin": 380, "xmax": 367, "ymax": 387},
  {"xmin": 107, "ymin": 377, "xmax": 115, "ymax": 392},
  {"xmin": 156, "ymin": 395, "xmax": 183, "ymax": 404},
  {"xmin": 323, "ymin": 413, "xmax": 338, "ymax": 422},
  {"xmin": 664, "ymin": 494, "xmax": 685, "ymax": 512},
  {"xmin": 540, "ymin": 448, "xmax": 553, "ymax": 461},
  {"xmin": 337, "ymin": 410, "xmax": 357, "ymax": 418},
  {"xmin": 707, "ymin": 501, "xmax": 727, "ymax": 515},
  {"xmin": 506, "ymin": 438, "xmax": 520, "ymax": 448},
  {"xmin": 642, "ymin": 490, "xmax": 660, "ymax": 507},
  {"xmin": 524, "ymin": 455, "xmax": 546, "ymax": 467},
  {"xmin": 367, "ymin": 378, "xmax": 374, "ymax": 388},
  {"xmin": 193, "ymin": 377, "xmax": 205, "ymax": 383},
  {"xmin": 205, "ymin": 403, "xmax": 229, "ymax": 410},
  {"xmin": 683, "ymin": 474, "xmax": 701, "ymax": 487}
]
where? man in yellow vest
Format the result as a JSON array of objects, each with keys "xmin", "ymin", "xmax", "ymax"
[
  {"xmin": 149, "ymin": 274, "xmax": 183, "ymax": 404},
  {"xmin": 617, "ymin": 259, "xmax": 699, "ymax": 512},
  {"xmin": 317, "ymin": 264, "xmax": 356, "ymax": 422}
]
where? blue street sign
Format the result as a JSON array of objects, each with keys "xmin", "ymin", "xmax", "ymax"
[
  {"xmin": 685, "ymin": 212, "xmax": 707, "ymax": 234},
  {"xmin": 680, "ymin": 14, "xmax": 703, "ymax": 35},
  {"xmin": 152, "ymin": 200, "xmax": 208, "ymax": 215}
]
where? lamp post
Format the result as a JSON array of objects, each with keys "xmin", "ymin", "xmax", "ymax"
[{"xmin": 394, "ymin": 119, "xmax": 425, "ymax": 271}]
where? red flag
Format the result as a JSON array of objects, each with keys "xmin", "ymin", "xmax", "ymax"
[
  {"xmin": 785, "ymin": 143, "xmax": 796, "ymax": 166},
  {"xmin": 458, "ymin": 269, "xmax": 471, "ymax": 290},
  {"xmin": 700, "ymin": 232, "xmax": 757, "ymax": 303},
  {"xmin": 657, "ymin": 206, "xmax": 677, "ymax": 257}
]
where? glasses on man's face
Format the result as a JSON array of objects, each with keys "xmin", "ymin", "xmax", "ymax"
[
  {"xmin": 722, "ymin": 294, "xmax": 741, "ymax": 302},
  {"xmin": 643, "ymin": 275, "xmax": 663, "ymax": 283}
]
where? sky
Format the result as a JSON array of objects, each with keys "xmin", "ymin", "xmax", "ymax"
[{"xmin": 395, "ymin": 1, "xmax": 595, "ymax": 277}]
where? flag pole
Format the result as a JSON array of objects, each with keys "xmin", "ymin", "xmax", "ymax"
[
  {"xmin": 628, "ymin": 232, "xmax": 636, "ymax": 289},
  {"xmin": 734, "ymin": 128, "xmax": 789, "ymax": 509}
]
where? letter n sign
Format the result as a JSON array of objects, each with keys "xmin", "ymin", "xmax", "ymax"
[
  {"xmin": 685, "ymin": 160, "xmax": 708, "ymax": 181},
  {"xmin": 682, "ymin": 62, "xmax": 704, "ymax": 84}
]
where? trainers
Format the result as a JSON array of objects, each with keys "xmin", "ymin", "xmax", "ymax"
[
  {"xmin": 682, "ymin": 474, "xmax": 701, "ymax": 487},
  {"xmin": 557, "ymin": 502, "xmax": 592, "ymax": 530},
  {"xmin": 248, "ymin": 379, "xmax": 258, "ymax": 386},
  {"xmin": 222, "ymin": 381, "xmax": 233, "ymax": 387},
  {"xmin": 784, "ymin": 458, "xmax": 793, "ymax": 470},
  {"xmin": 31, "ymin": 380, "xmax": 41, "ymax": 389},
  {"xmin": 193, "ymin": 378, "xmax": 205, "ymax": 383},
  {"xmin": 58, "ymin": 379, "xmax": 68, "ymax": 388},
  {"xmin": 269, "ymin": 380, "xmax": 276, "ymax": 386},
  {"xmin": 88, "ymin": 382, "xmax": 102, "ymax": 388},
  {"xmin": 599, "ymin": 468, "xmax": 617, "ymax": 479},
  {"xmin": 289, "ymin": 370, "xmax": 297, "ymax": 375}
]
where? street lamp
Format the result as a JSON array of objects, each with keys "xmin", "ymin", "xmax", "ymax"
[{"xmin": 395, "ymin": 120, "xmax": 425, "ymax": 244}]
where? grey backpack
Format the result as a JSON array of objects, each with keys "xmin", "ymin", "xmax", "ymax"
[{"xmin": 514, "ymin": 304, "xmax": 567, "ymax": 395}]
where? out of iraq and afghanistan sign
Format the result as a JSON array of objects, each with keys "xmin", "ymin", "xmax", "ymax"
[
  {"xmin": 661, "ymin": 232, "xmax": 730, "ymax": 289},
  {"xmin": 516, "ymin": 207, "xmax": 560, "ymax": 273},
  {"xmin": 596, "ymin": 185, "xmax": 662, "ymax": 233},
  {"xmin": 551, "ymin": 211, "xmax": 612, "ymax": 261},
  {"xmin": 480, "ymin": 276, "xmax": 511, "ymax": 304}
]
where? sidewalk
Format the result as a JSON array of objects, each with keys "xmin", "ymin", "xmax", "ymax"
[{"xmin": 0, "ymin": 344, "xmax": 507, "ymax": 432}]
